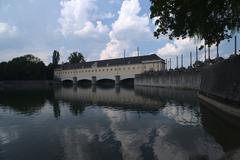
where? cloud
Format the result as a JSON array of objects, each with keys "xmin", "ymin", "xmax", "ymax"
[
  {"xmin": 0, "ymin": 22, "xmax": 17, "ymax": 37},
  {"xmin": 58, "ymin": 0, "xmax": 109, "ymax": 38},
  {"xmin": 156, "ymin": 38, "xmax": 197, "ymax": 57},
  {"xmin": 100, "ymin": 0, "xmax": 152, "ymax": 60},
  {"xmin": 92, "ymin": 12, "xmax": 115, "ymax": 20},
  {"xmin": 74, "ymin": 21, "xmax": 109, "ymax": 38}
]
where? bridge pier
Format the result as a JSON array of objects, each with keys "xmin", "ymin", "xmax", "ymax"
[
  {"xmin": 92, "ymin": 76, "xmax": 96, "ymax": 85},
  {"xmin": 73, "ymin": 77, "xmax": 77, "ymax": 85},
  {"xmin": 115, "ymin": 75, "xmax": 120, "ymax": 85}
]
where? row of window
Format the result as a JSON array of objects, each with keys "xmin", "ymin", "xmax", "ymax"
[{"xmin": 56, "ymin": 66, "xmax": 142, "ymax": 75}]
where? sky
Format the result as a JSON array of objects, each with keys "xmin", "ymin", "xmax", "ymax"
[{"xmin": 0, "ymin": 0, "xmax": 239, "ymax": 68}]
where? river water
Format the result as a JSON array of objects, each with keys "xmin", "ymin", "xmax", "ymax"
[{"xmin": 0, "ymin": 86, "xmax": 240, "ymax": 160}]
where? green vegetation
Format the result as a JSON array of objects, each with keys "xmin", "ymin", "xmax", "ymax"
[
  {"xmin": 52, "ymin": 50, "xmax": 60, "ymax": 65},
  {"xmin": 68, "ymin": 52, "xmax": 85, "ymax": 64},
  {"xmin": 150, "ymin": 0, "xmax": 240, "ymax": 46},
  {"xmin": 0, "ymin": 50, "xmax": 85, "ymax": 81},
  {"xmin": 0, "ymin": 55, "xmax": 51, "ymax": 80}
]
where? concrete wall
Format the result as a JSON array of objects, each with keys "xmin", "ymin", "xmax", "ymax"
[
  {"xmin": 200, "ymin": 56, "xmax": 240, "ymax": 104},
  {"xmin": 135, "ymin": 56, "xmax": 240, "ymax": 105},
  {"xmin": 135, "ymin": 70, "xmax": 201, "ymax": 90}
]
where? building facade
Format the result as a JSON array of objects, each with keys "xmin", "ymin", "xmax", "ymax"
[{"xmin": 54, "ymin": 54, "xmax": 165, "ymax": 84}]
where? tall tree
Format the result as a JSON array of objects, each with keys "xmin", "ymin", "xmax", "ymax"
[
  {"xmin": 52, "ymin": 50, "xmax": 60, "ymax": 65},
  {"xmin": 68, "ymin": 52, "xmax": 85, "ymax": 64},
  {"xmin": 150, "ymin": 0, "xmax": 240, "ymax": 46}
]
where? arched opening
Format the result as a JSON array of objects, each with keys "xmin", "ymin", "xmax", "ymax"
[
  {"xmin": 97, "ymin": 79, "xmax": 115, "ymax": 88},
  {"xmin": 62, "ymin": 80, "xmax": 73, "ymax": 86},
  {"xmin": 78, "ymin": 79, "xmax": 92, "ymax": 88},
  {"xmin": 120, "ymin": 78, "xmax": 134, "ymax": 88}
]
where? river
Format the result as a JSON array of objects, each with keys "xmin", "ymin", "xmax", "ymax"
[{"xmin": 0, "ymin": 86, "xmax": 240, "ymax": 160}]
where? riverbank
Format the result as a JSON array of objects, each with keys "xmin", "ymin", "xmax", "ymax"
[
  {"xmin": 0, "ymin": 80, "xmax": 60, "ymax": 88},
  {"xmin": 135, "ymin": 55, "xmax": 240, "ymax": 117}
]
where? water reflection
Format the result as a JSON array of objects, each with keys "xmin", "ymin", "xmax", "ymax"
[{"xmin": 0, "ymin": 86, "xmax": 240, "ymax": 160}]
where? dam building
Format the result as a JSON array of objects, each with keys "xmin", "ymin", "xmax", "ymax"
[{"xmin": 54, "ymin": 54, "xmax": 165, "ymax": 85}]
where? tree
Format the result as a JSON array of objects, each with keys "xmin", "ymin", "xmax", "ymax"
[
  {"xmin": 0, "ymin": 54, "xmax": 50, "ymax": 80},
  {"xmin": 68, "ymin": 52, "xmax": 85, "ymax": 64},
  {"xmin": 150, "ymin": 0, "xmax": 240, "ymax": 46},
  {"xmin": 52, "ymin": 50, "xmax": 60, "ymax": 65}
]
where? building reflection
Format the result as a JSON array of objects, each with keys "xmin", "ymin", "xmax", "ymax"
[{"xmin": 54, "ymin": 86, "xmax": 164, "ymax": 111}]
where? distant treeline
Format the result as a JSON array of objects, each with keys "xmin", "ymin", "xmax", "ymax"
[
  {"xmin": 0, "ymin": 54, "xmax": 54, "ymax": 80},
  {"xmin": 0, "ymin": 50, "xmax": 85, "ymax": 81}
]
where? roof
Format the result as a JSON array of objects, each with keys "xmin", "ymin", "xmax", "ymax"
[{"xmin": 57, "ymin": 54, "xmax": 164, "ymax": 70}]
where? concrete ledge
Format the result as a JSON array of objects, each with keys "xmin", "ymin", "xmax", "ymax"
[
  {"xmin": 134, "ymin": 84, "xmax": 198, "ymax": 90},
  {"xmin": 198, "ymin": 93, "xmax": 240, "ymax": 118}
]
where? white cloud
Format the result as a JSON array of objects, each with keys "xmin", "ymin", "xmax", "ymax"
[
  {"xmin": 58, "ymin": 0, "xmax": 109, "ymax": 38},
  {"xmin": 93, "ymin": 12, "xmax": 115, "ymax": 20},
  {"xmin": 100, "ymin": 0, "xmax": 152, "ymax": 60},
  {"xmin": 74, "ymin": 21, "xmax": 109, "ymax": 38},
  {"xmin": 156, "ymin": 38, "xmax": 204, "ymax": 59},
  {"xmin": 0, "ymin": 22, "xmax": 17, "ymax": 36}
]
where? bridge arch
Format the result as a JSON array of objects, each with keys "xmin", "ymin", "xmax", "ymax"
[
  {"xmin": 96, "ymin": 78, "xmax": 115, "ymax": 88},
  {"xmin": 62, "ymin": 79, "xmax": 73, "ymax": 86},
  {"xmin": 77, "ymin": 79, "xmax": 92, "ymax": 87},
  {"xmin": 120, "ymin": 78, "xmax": 134, "ymax": 86}
]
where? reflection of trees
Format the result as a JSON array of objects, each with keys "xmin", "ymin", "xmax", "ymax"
[
  {"xmin": 69, "ymin": 102, "xmax": 86, "ymax": 116},
  {"xmin": 0, "ymin": 89, "xmax": 52, "ymax": 115},
  {"xmin": 53, "ymin": 101, "xmax": 61, "ymax": 119}
]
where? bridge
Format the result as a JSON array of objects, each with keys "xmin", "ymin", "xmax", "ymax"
[{"xmin": 54, "ymin": 54, "xmax": 165, "ymax": 85}]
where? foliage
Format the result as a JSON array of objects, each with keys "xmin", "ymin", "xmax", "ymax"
[
  {"xmin": 150, "ymin": 0, "xmax": 240, "ymax": 46},
  {"xmin": 0, "ymin": 54, "xmax": 51, "ymax": 80},
  {"xmin": 68, "ymin": 52, "xmax": 85, "ymax": 64},
  {"xmin": 52, "ymin": 50, "xmax": 60, "ymax": 65}
]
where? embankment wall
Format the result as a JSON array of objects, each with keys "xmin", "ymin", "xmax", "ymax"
[
  {"xmin": 135, "ymin": 70, "xmax": 201, "ymax": 90},
  {"xmin": 135, "ymin": 56, "xmax": 240, "ymax": 104}
]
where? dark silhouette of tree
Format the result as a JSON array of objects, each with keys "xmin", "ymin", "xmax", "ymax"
[
  {"xmin": 5, "ymin": 55, "xmax": 46, "ymax": 80},
  {"xmin": 150, "ymin": 0, "xmax": 240, "ymax": 46},
  {"xmin": 0, "ymin": 54, "xmax": 55, "ymax": 80},
  {"xmin": 68, "ymin": 52, "xmax": 85, "ymax": 64},
  {"xmin": 52, "ymin": 50, "xmax": 60, "ymax": 65}
]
